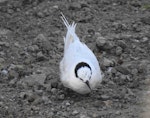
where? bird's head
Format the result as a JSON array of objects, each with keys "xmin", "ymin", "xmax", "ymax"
[{"xmin": 75, "ymin": 62, "xmax": 92, "ymax": 89}]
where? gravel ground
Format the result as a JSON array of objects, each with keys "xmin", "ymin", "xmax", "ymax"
[{"xmin": 0, "ymin": 0, "xmax": 150, "ymax": 118}]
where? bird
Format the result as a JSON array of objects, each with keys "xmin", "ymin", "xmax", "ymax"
[{"xmin": 59, "ymin": 13, "xmax": 102, "ymax": 94}]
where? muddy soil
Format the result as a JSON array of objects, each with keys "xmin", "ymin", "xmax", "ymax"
[{"xmin": 0, "ymin": 0, "xmax": 150, "ymax": 118}]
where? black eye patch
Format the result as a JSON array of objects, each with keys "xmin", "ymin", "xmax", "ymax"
[{"xmin": 75, "ymin": 62, "xmax": 91, "ymax": 78}]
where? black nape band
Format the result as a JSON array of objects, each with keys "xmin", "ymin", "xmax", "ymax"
[{"xmin": 75, "ymin": 62, "xmax": 91, "ymax": 78}]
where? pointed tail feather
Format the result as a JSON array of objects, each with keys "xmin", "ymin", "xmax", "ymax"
[{"xmin": 61, "ymin": 13, "xmax": 79, "ymax": 52}]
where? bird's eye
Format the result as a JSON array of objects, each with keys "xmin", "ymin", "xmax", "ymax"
[{"xmin": 80, "ymin": 78, "xmax": 83, "ymax": 81}]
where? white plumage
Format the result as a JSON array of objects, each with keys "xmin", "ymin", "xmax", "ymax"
[{"xmin": 60, "ymin": 13, "xmax": 102, "ymax": 94}]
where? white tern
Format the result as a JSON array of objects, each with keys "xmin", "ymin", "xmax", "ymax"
[{"xmin": 60, "ymin": 13, "xmax": 102, "ymax": 94}]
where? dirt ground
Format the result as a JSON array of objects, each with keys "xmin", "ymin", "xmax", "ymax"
[{"xmin": 0, "ymin": 0, "xmax": 150, "ymax": 118}]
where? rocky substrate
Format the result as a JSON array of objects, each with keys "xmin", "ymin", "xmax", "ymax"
[{"xmin": 0, "ymin": 0, "xmax": 150, "ymax": 118}]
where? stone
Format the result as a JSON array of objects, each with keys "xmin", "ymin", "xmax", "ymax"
[
  {"xmin": 102, "ymin": 58, "xmax": 115, "ymax": 67},
  {"xmin": 115, "ymin": 46, "xmax": 123, "ymax": 56},
  {"xmin": 92, "ymin": 113, "xmax": 101, "ymax": 118},
  {"xmin": 111, "ymin": 68, "xmax": 117, "ymax": 74},
  {"xmin": 72, "ymin": 110, "xmax": 79, "ymax": 115},
  {"xmin": 68, "ymin": 2, "xmax": 81, "ymax": 10},
  {"xmin": 141, "ymin": 16, "xmax": 150, "ymax": 25},
  {"xmin": 0, "ymin": 101, "xmax": 4, "ymax": 106},
  {"xmin": 1, "ymin": 69, "xmax": 8, "ymax": 75},
  {"xmin": 115, "ymin": 110, "xmax": 121, "ymax": 115},
  {"xmin": 32, "ymin": 98, "xmax": 43, "ymax": 105},
  {"xmin": 107, "ymin": 80, "xmax": 115, "ymax": 86},
  {"xmin": 103, "ymin": 100, "xmax": 113, "ymax": 107},
  {"xmin": 34, "ymin": 34, "xmax": 47, "ymax": 42},
  {"xmin": 36, "ymin": 11, "xmax": 45, "ymax": 18},
  {"xmin": 45, "ymin": 84, "xmax": 52, "ymax": 92},
  {"xmin": 138, "ymin": 60, "xmax": 149, "ymax": 73},
  {"xmin": 14, "ymin": 42, "xmax": 21, "ymax": 48},
  {"xmin": 28, "ymin": 45, "xmax": 39, "ymax": 52},
  {"xmin": 8, "ymin": 64, "xmax": 24, "ymax": 71},
  {"xmin": 100, "ymin": 95, "xmax": 110, "ymax": 100},
  {"xmin": 131, "ymin": 69, "xmax": 138, "ymax": 75},
  {"xmin": 8, "ymin": 70, "xmax": 18, "ymax": 79},
  {"xmin": 34, "ymin": 34, "xmax": 51, "ymax": 53},
  {"xmin": 51, "ymin": 88, "xmax": 57, "ymax": 94},
  {"xmin": 96, "ymin": 36, "xmax": 114, "ymax": 50},
  {"xmin": 0, "ymin": 28, "xmax": 10, "ymax": 35},
  {"xmin": 127, "ymin": 88, "xmax": 135, "ymax": 96},
  {"xmin": 0, "ymin": 57, "xmax": 4, "ymax": 63},
  {"xmin": 80, "ymin": 114, "xmax": 90, "ymax": 118},
  {"xmin": 44, "ymin": 74, "xmax": 58, "ymax": 88},
  {"xmin": 65, "ymin": 101, "xmax": 71, "ymax": 106},
  {"xmin": 115, "ymin": 66, "xmax": 130, "ymax": 75},
  {"xmin": 53, "ymin": 5, "xmax": 59, "ymax": 9},
  {"xmin": 20, "ymin": 90, "xmax": 37, "ymax": 103},
  {"xmin": 20, "ymin": 91, "xmax": 27, "ymax": 99},
  {"xmin": 0, "ymin": 51, "xmax": 5, "ymax": 56},
  {"xmin": 96, "ymin": 36, "xmax": 106, "ymax": 49},
  {"xmin": 27, "ymin": 94, "xmax": 37, "ymax": 103},
  {"xmin": 58, "ymin": 94, "xmax": 65, "ymax": 100},
  {"xmin": 0, "ymin": 41, "xmax": 9, "ymax": 47},
  {"xmin": 141, "ymin": 78, "xmax": 150, "ymax": 85},
  {"xmin": 9, "ymin": 78, "xmax": 17, "ymax": 86},
  {"xmin": 142, "ymin": 37, "xmax": 149, "ymax": 43},
  {"xmin": 36, "ymin": 51, "xmax": 47, "ymax": 61},
  {"xmin": 117, "ymin": 40, "xmax": 127, "ymax": 49}
]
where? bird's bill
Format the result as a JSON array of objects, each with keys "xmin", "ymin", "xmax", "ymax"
[{"xmin": 85, "ymin": 81, "xmax": 91, "ymax": 90}]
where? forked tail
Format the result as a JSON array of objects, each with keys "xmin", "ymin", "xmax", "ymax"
[{"xmin": 61, "ymin": 13, "xmax": 79, "ymax": 52}]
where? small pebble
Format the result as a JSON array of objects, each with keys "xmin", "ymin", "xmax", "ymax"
[
  {"xmin": 0, "ymin": 101, "xmax": 3, "ymax": 106},
  {"xmin": 20, "ymin": 92, "xmax": 27, "ymax": 99},
  {"xmin": 1, "ymin": 69, "xmax": 8, "ymax": 75},
  {"xmin": 28, "ymin": 45, "xmax": 39, "ymax": 52},
  {"xmin": 96, "ymin": 36, "xmax": 106, "ymax": 49},
  {"xmin": 0, "ymin": 57, "xmax": 4, "ymax": 63},
  {"xmin": 115, "ymin": 66, "xmax": 130, "ymax": 75},
  {"xmin": 131, "ymin": 69, "xmax": 138, "ymax": 75},
  {"xmin": 80, "ymin": 114, "xmax": 90, "ymax": 118},
  {"xmin": 116, "ymin": 46, "xmax": 123, "ymax": 56},
  {"xmin": 100, "ymin": 95, "xmax": 110, "ymax": 100},
  {"xmin": 36, "ymin": 11, "xmax": 45, "ymax": 18},
  {"xmin": 142, "ymin": 37, "xmax": 149, "ymax": 43},
  {"xmin": 103, "ymin": 58, "xmax": 114, "ymax": 67},
  {"xmin": 58, "ymin": 94, "xmax": 65, "ymax": 100},
  {"xmin": 0, "ymin": 41, "xmax": 9, "ymax": 47},
  {"xmin": 36, "ymin": 51, "xmax": 46, "ymax": 61},
  {"xmin": 68, "ymin": 2, "xmax": 81, "ymax": 10},
  {"xmin": 72, "ymin": 110, "xmax": 79, "ymax": 115},
  {"xmin": 9, "ymin": 78, "xmax": 17, "ymax": 86},
  {"xmin": 51, "ymin": 88, "xmax": 57, "ymax": 94},
  {"xmin": 34, "ymin": 34, "xmax": 47, "ymax": 42},
  {"xmin": 117, "ymin": 40, "xmax": 127, "ymax": 49},
  {"xmin": 53, "ymin": 5, "xmax": 59, "ymax": 9},
  {"xmin": 115, "ymin": 110, "xmax": 121, "ymax": 115},
  {"xmin": 8, "ymin": 70, "xmax": 18, "ymax": 79},
  {"xmin": 65, "ymin": 102, "xmax": 71, "ymax": 106}
]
